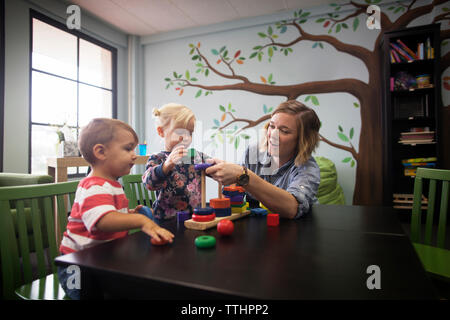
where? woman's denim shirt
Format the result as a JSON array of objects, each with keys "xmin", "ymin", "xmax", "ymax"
[{"xmin": 241, "ymin": 144, "xmax": 320, "ymax": 219}]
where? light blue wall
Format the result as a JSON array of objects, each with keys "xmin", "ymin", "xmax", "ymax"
[{"xmin": 142, "ymin": 0, "xmax": 444, "ymax": 204}]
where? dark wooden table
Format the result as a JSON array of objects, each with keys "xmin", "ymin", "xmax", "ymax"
[{"xmin": 55, "ymin": 205, "xmax": 438, "ymax": 299}]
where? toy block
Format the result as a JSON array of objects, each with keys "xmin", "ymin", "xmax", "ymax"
[
  {"xmin": 267, "ymin": 213, "xmax": 279, "ymax": 226},
  {"xmin": 214, "ymin": 207, "xmax": 231, "ymax": 217},
  {"xmin": 231, "ymin": 203, "xmax": 249, "ymax": 214},
  {"xmin": 259, "ymin": 202, "xmax": 272, "ymax": 213},
  {"xmin": 177, "ymin": 210, "xmax": 190, "ymax": 226},
  {"xmin": 210, "ymin": 198, "xmax": 230, "ymax": 208},
  {"xmin": 229, "ymin": 195, "xmax": 245, "ymax": 203},
  {"xmin": 250, "ymin": 208, "xmax": 268, "ymax": 216},
  {"xmin": 231, "ymin": 202, "xmax": 246, "ymax": 208}
]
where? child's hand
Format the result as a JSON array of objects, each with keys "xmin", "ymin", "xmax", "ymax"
[
  {"xmin": 128, "ymin": 205, "xmax": 143, "ymax": 213},
  {"xmin": 163, "ymin": 145, "xmax": 187, "ymax": 173},
  {"xmin": 142, "ymin": 221, "xmax": 174, "ymax": 243}
]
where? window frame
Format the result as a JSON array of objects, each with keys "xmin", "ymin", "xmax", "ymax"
[
  {"xmin": 28, "ymin": 9, "xmax": 117, "ymax": 175},
  {"xmin": 0, "ymin": 0, "xmax": 5, "ymax": 172}
]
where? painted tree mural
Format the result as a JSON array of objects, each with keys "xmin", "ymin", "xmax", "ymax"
[{"xmin": 164, "ymin": 0, "xmax": 450, "ymax": 205}]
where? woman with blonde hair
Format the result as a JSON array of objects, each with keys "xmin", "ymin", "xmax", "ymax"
[{"xmin": 206, "ymin": 100, "xmax": 321, "ymax": 219}]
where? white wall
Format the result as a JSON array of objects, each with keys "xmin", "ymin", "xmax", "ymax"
[{"xmin": 3, "ymin": 0, "xmax": 129, "ymax": 173}]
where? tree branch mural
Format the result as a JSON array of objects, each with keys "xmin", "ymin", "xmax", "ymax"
[{"xmin": 163, "ymin": 0, "xmax": 449, "ymax": 205}]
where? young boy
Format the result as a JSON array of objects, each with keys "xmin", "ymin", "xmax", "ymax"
[{"xmin": 58, "ymin": 118, "xmax": 174, "ymax": 299}]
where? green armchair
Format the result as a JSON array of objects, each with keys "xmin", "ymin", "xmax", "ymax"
[
  {"xmin": 315, "ymin": 156, "xmax": 346, "ymax": 205},
  {"xmin": 0, "ymin": 172, "xmax": 55, "ymax": 299},
  {"xmin": 0, "ymin": 173, "xmax": 54, "ymax": 187}
]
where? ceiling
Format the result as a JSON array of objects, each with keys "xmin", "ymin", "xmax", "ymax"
[{"xmin": 66, "ymin": 0, "xmax": 337, "ymax": 36}]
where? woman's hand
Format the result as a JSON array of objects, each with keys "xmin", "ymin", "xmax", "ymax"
[{"xmin": 205, "ymin": 160, "xmax": 243, "ymax": 185}]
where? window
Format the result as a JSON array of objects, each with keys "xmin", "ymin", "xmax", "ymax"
[
  {"xmin": 0, "ymin": 0, "xmax": 4, "ymax": 171},
  {"xmin": 30, "ymin": 11, "xmax": 116, "ymax": 175}
]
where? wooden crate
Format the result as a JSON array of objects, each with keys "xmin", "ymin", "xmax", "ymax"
[{"xmin": 393, "ymin": 193, "xmax": 428, "ymax": 210}]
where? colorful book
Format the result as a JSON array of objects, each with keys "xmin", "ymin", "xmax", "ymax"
[
  {"xmin": 402, "ymin": 157, "xmax": 437, "ymax": 164},
  {"xmin": 402, "ymin": 162, "xmax": 436, "ymax": 167},
  {"xmin": 396, "ymin": 39, "xmax": 418, "ymax": 59},
  {"xmin": 390, "ymin": 43, "xmax": 413, "ymax": 61},
  {"xmin": 391, "ymin": 49, "xmax": 402, "ymax": 62},
  {"xmin": 426, "ymin": 38, "xmax": 431, "ymax": 59},
  {"xmin": 418, "ymin": 43, "xmax": 424, "ymax": 60}
]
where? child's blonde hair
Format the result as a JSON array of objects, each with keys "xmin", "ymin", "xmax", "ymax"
[
  {"xmin": 152, "ymin": 103, "xmax": 196, "ymax": 129},
  {"xmin": 78, "ymin": 118, "xmax": 138, "ymax": 165}
]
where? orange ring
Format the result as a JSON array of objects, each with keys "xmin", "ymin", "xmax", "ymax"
[{"xmin": 192, "ymin": 213, "xmax": 216, "ymax": 222}]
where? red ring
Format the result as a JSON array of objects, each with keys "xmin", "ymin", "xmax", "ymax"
[{"xmin": 192, "ymin": 213, "xmax": 216, "ymax": 222}]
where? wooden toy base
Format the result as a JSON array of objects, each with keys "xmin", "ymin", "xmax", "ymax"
[{"xmin": 184, "ymin": 210, "xmax": 251, "ymax": 230}]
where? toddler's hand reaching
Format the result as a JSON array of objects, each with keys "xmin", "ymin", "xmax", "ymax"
[
  {"xmin": 163, "ymin": 144, "xmax": 187, "ymax": 173},
  {"xmin": 142, "ymin": 222, "xmax": 174, "ymax": 243}
]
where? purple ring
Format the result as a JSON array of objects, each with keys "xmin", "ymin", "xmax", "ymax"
[{"xmin": 194, "ymin": 163, "xmax": 212, "ymax": 171}]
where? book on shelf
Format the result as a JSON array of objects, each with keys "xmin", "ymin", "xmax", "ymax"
[
  {"xmin": 396, "ymin": 39, "xmax": 419, "ymax": 60},
  {"xmin": 399, "ymin": 131, "xmax": 434, "ymax": 141},
  {"xmin": 398, "ymin": 139, "xmax": 435, "ymax": 145},
  {"xmin": 402, "ymin": 162, "xmax": 436, "ymax": 167},
  {"xmin": 404, "ymin": 163, "xmax": 436, "ymax": 176},
  {"xmin": 390, "ymin": 39, "xmax": 434, "ymax": 62},
  {"xmin": 390, "ymin": 43, "xmax": 414, "ymax": 61},
  {"xmin": 402, "ymin": 157, "xmax": 437, "ymax": 164},
  {"xmin": 409, "ymin": 127, "xmax": 430, "ymax": 132},
  {"xmin": 391, "ymin": 49, "xmax": 402, "ymax": 62},
  {"xmin": 417, "ymin": 43, "xmax": 424, "ymax": 59},
  {"xmin": 402, "ymin": 158, "xmax": 436, "ymax": 176}
]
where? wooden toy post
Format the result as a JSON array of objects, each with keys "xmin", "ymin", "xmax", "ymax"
[
  {"xmin": 218, "ymin": 182, "xmax": 223, "ymax": 199},
  {"xmin": 201, "ymin": 170, "xmax": 206, "ymax": 208},
  {"xmin": 195, "ymin": 163, "xmax": 211, "ymax": 208}
]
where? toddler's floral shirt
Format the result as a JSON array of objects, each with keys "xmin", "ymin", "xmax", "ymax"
[{"xmin": 142, "ymin": 150, "xmax": 210, "ymax": 220}]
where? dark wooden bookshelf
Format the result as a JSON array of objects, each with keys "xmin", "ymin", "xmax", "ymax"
[{"xmin": 381, "ymin": 24, "xmax": 442, "ymax": 210}]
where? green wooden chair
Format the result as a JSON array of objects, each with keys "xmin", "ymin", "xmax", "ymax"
[
  {"xmin": 0, "ymin": 181, "xmax": 79, "ymax": 299},
  {"xmin": 122, "ymin": 174, "xmax": 156, "ymax": 234},
  {"xmin": 122, "ymin": 174, "xmax": 156, "ymax": 209},
  {"xmin": 410, "ymin": 168, "xmax": 450, "ymax": 282}
]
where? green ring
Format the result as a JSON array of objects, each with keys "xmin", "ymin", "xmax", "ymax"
[{"xmin": 195, "ymin": 235, "xmax": 216, "ymax": 249}]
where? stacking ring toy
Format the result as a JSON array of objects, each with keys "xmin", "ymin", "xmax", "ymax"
[
  {"xmin": 194, "ymin": 163, "xmax": 212, "ymax": 171},
  {"xmin": 192, "ymin": 213, "xmax": 216, "ymax": 222},
  {"xmin": 194, "ymin": 207, "xmax": 214, "ymax": 215},
  {"xmin": 210, "ymin": 198, "xmax": 230, "ymax": 208},
  {"xmin": 195, "ymin": 235, "xmax": 216, "ymax": 249}
]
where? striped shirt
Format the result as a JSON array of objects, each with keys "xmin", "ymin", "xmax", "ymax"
[{"xmin": 59, "ymin": 176, "xmax": 129, "ymax": 254}]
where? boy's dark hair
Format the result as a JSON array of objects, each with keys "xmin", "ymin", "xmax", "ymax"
[{"xmin": 78, "ymin": 118, "xmax": 138, "ymax": 165}]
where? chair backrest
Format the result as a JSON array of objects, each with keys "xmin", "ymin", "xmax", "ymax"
[
  {"xmin": 410, "ymin": 168, "xmax": 450, "ymax": 249},
  {"xmin": 0, "ymin": 181, "xmax": 79, "ymax": 299},
  {"xmin": 122, "ymin": 174, "xmax": 156, "ymax": 209}
]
